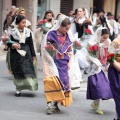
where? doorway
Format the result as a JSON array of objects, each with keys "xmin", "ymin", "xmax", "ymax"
[
  {"xmin": 93, "ymin": 0, "xmax": 104, "ymax": 13},
  {"xmin": 12, "ymin": 0, "xmax": 17, "ymax": 6}
]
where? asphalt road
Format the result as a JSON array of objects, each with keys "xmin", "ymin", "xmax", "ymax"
[{"xmin": 0, "ymin": 52, "xmax": 115, "ymax": 120}]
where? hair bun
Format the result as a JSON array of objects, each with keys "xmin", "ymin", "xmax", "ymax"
[{"xmin": 15, "ymin": 15, "xmax": 26, "ymax": 25}]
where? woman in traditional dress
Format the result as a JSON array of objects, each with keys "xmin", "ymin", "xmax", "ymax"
[
  {"xmin": 108, "ymin": 37, "xmax": 120, "ymax": 120},
  {"xmin": 71, "ymin": 8, "xmax": 94, "ymax": 76},
  {"xmin": 35, "ymin": 10, "xmax": 54, "ymax": 54},
  {"xmin": 41, "ymin": 15, "xmax": 73, "ymax": 114},
  {"xmin": 11, "ymin": 7, "xmax": 31, "ymax": 29},
  {"xmin": 6, "ymin": 15, "xmax": 38, "ymax": 96},
  {"xmin": 86, "ymin": 27, "xmax": 112, "ymax": 115},
  {"xmin": 34, "ymin": 10, "xmax": 54, "ymax": 71}
]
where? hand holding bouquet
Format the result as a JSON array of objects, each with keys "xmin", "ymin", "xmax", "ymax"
[
  {"xmin": 73, "ymin": 41, "xmax": 82, "ymax": 49},
  {"xmin": 82, "ymin": 28, "xmax": 92, "ymax": 40},
  {"xmin": 1, "ymin": 32, "xmax": 14, "ymax": 44},
  {"xmin": 73, "ymin": 40, "xmax": 82, "ymax": 54},
  {"xmin": 45, "ymin": 43, "xmax": 56, "ymax": 57},
  {"xmin": 87, "ymin": 44, "xmax": 99, "ymax": 58},
  {"xmin": 37, "ymin": 19, "xmax": 47, "ymax": 26}
]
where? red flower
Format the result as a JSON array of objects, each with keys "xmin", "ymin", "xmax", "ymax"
[
  {"xmin": 88, "ymin": 46, "xmax": 93, "ymax": 51},
  {"xmin": 87, "ymin": 44, "xmax": 99, "ymax": 57},
  {"xmin": 93, "ymin": 44, "xmax": 98, "ymax": 51},
  {"xmin": 45, "ymin": 45, "xmax": 52, "ymax": 50},
  {"xmin": 45, "ymin": 44, "xmax": 56, "ymax": 57},
  {"xmin": 107, "ymin": 53, "xmax": 115, "ymax": 60},
  {"xmin": 1, "ymin": 35, "xmax": 9, "ymax": 43},
  {"xmin": 88, "ymin": 44, "xmax": 98, "ymax": 51},
  {"xmin": 73, "ymin": 40, "xmax": 82, "ymax": 50},
  {"xmin": 37, "ymin": 19, "xmax": 47, "ymax": 25},
  {"xmin": 84, "ymin": 28, "xmax": 92, "ymax": 34},
  {"xmin": 75, "ymin": 41, "xmax": 81, "ymax": 47},
  {"xmin": 107, "ymin": 53, "xmax": 116, "ymax": 63}
]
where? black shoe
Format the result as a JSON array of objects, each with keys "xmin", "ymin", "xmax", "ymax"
[
  {"xmin": 84, "ymin": 70, "xmax": 88, "ymax": 74},
  {"xmin": 3, "ymin": 48, "xmax": 8, "ymax": 51},
  {"xmin": 52, "ymin": 102, "xmax": 60, "ymax": 113},
  {"xmin": 71, "ymin": 87, "xmax": 80, "ymax": 90},
  {"xmin": 15, "ymin": 93, "xmax": 21, "ymax": 97}
]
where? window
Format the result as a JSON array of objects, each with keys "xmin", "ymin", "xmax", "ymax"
[
  {"xmin": 93, "ymin": 0, "xmax": 104, "ymax": 13},
  {"xmin": 37, "ymin": 0, "xmax": 47, "ymax": 20},
  {"xmin": 60, "ymin": 0, "xmax": 73, "ymax": 16}
]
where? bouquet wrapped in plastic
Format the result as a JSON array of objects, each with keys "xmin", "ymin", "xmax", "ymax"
[
  {"xmin": 37, "ymin": 19, "xmax": 47, "ymax": 27},
  {"xmin": 73, "ymin": 40, "xmax": 82, "ymax": 54},
  {"xmin": 81, "ymin": 28, "xmax": 92, "ymax": 40},
  {"xmin": 1, "ymin": 32, "xmax": 26, "ymax": 56},
  {"xmin": 84, "ymin": 28, "xmax": 92, "ymax": 35},
  {"xmin": 87, "ymin": 43, "xmax": 99, "ymax": 58},
  {"xmin": 45, "ymin": 43, "xmax": 56, "ymax": 57}
]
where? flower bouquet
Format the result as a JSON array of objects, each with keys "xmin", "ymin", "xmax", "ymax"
[
  {"xmin": 1, "ymin": 35, "xmax": 14, "ymax": 44},
  {"xmin": 82, "ymin": 28, "xmax": 92, "ymax": 40},
  {"xmin": 45, "ymin": 43, "xmax": 55, "ymax": 57},
  {"xmin": 84, "ymin": 28, "xmax": 92, "ymax": 35},
  {"xmin": 37, "ymin": 19, "xmax": 47, "ymax": 27},
  {"xmin": 1, "ymin": 33, "xmax": 26, "ymax": 56},
  {"xmin": 87, "ymin": 44, "xmax": 99, "ymax": 58},
  {"xmin": 73, "ymin": 41, "xmax": 82, "ymax": 54},
  {"xmin": 107, "ymin": 53, "xmax": 117, "ymax": 63}
]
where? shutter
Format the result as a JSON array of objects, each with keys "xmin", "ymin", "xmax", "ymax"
[
  {"xmin": 60, "ymin": 0, "xmax": 73, "ymax": 16},
  {"xmin": 0, "ymin": 0, "xmax": 3, "ymax": 36}
]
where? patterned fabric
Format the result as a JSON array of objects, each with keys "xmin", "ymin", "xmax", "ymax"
[
  {"xmin": 98, "ymin": 39, "xmax": 111, "ymax": 65},
  {"xmin": 47, "ymin": 30, "xmax": 72, "ymax": 91},
  {"xmin": 7, "ymin": 32, "xmax": 36, "ymax": 80},
  {"xmin": 10, "ymin": 27, "xmax": 31, "ymax": 43}
]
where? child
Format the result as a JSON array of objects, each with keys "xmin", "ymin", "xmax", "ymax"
[
  {"xmin": 86, "ymin": 27, "xmax": 112, "ymax": 115},
  {"xmin": 98, "ymin": 29, "xmax": 111, "ymax": 65},
  {"xmin": 41, "ymin": 15, "xmax": 73, "ymax": 114}
]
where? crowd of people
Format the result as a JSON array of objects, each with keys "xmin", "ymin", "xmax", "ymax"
[{"xmin": 1, "ymin": 5, "xmax": 120, "ymax": 120}]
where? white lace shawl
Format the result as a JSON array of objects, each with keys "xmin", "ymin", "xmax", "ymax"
[{"xmin": 11, "ymin": 27, "xmax": 31, "ymax": 43}]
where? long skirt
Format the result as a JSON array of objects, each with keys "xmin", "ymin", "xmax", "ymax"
[
  {"xmin": 87, "ymin": 70, "xmax": 113, "ymax": 100},
  {"xmin": 9, "ymin": 45, "xmax": 38, "ymax": 91},
  {"xmin": 69, "ymin": 54, "xmax": 82, "ymax": 88},
  {"xmin": 108, "ymin": 65, "xmax": 120, "ymax": 117},
  {"xmin": 43, "ymin": 76, "xmax": 73, "ymax": 107},
  {"xmin": 54, "ymin": 55, "xmax": 70, "ymax": 91}
]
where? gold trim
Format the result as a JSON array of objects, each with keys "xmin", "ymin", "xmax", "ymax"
[{"xmin": 45, "ymin": 89, "xmax": 62, "ymax": 93}]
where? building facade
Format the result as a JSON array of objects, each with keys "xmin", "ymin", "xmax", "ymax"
[
  {"xmin": 1, "ymin": 0, "xmax": 120, "ymax": 36},
  {"xmin": 1, "ymin": 0, "xmax": 37, "ymax": 37},
  {"xmin": 0, "ymin": 0, "xmax": 3, "ymax": 36}
]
